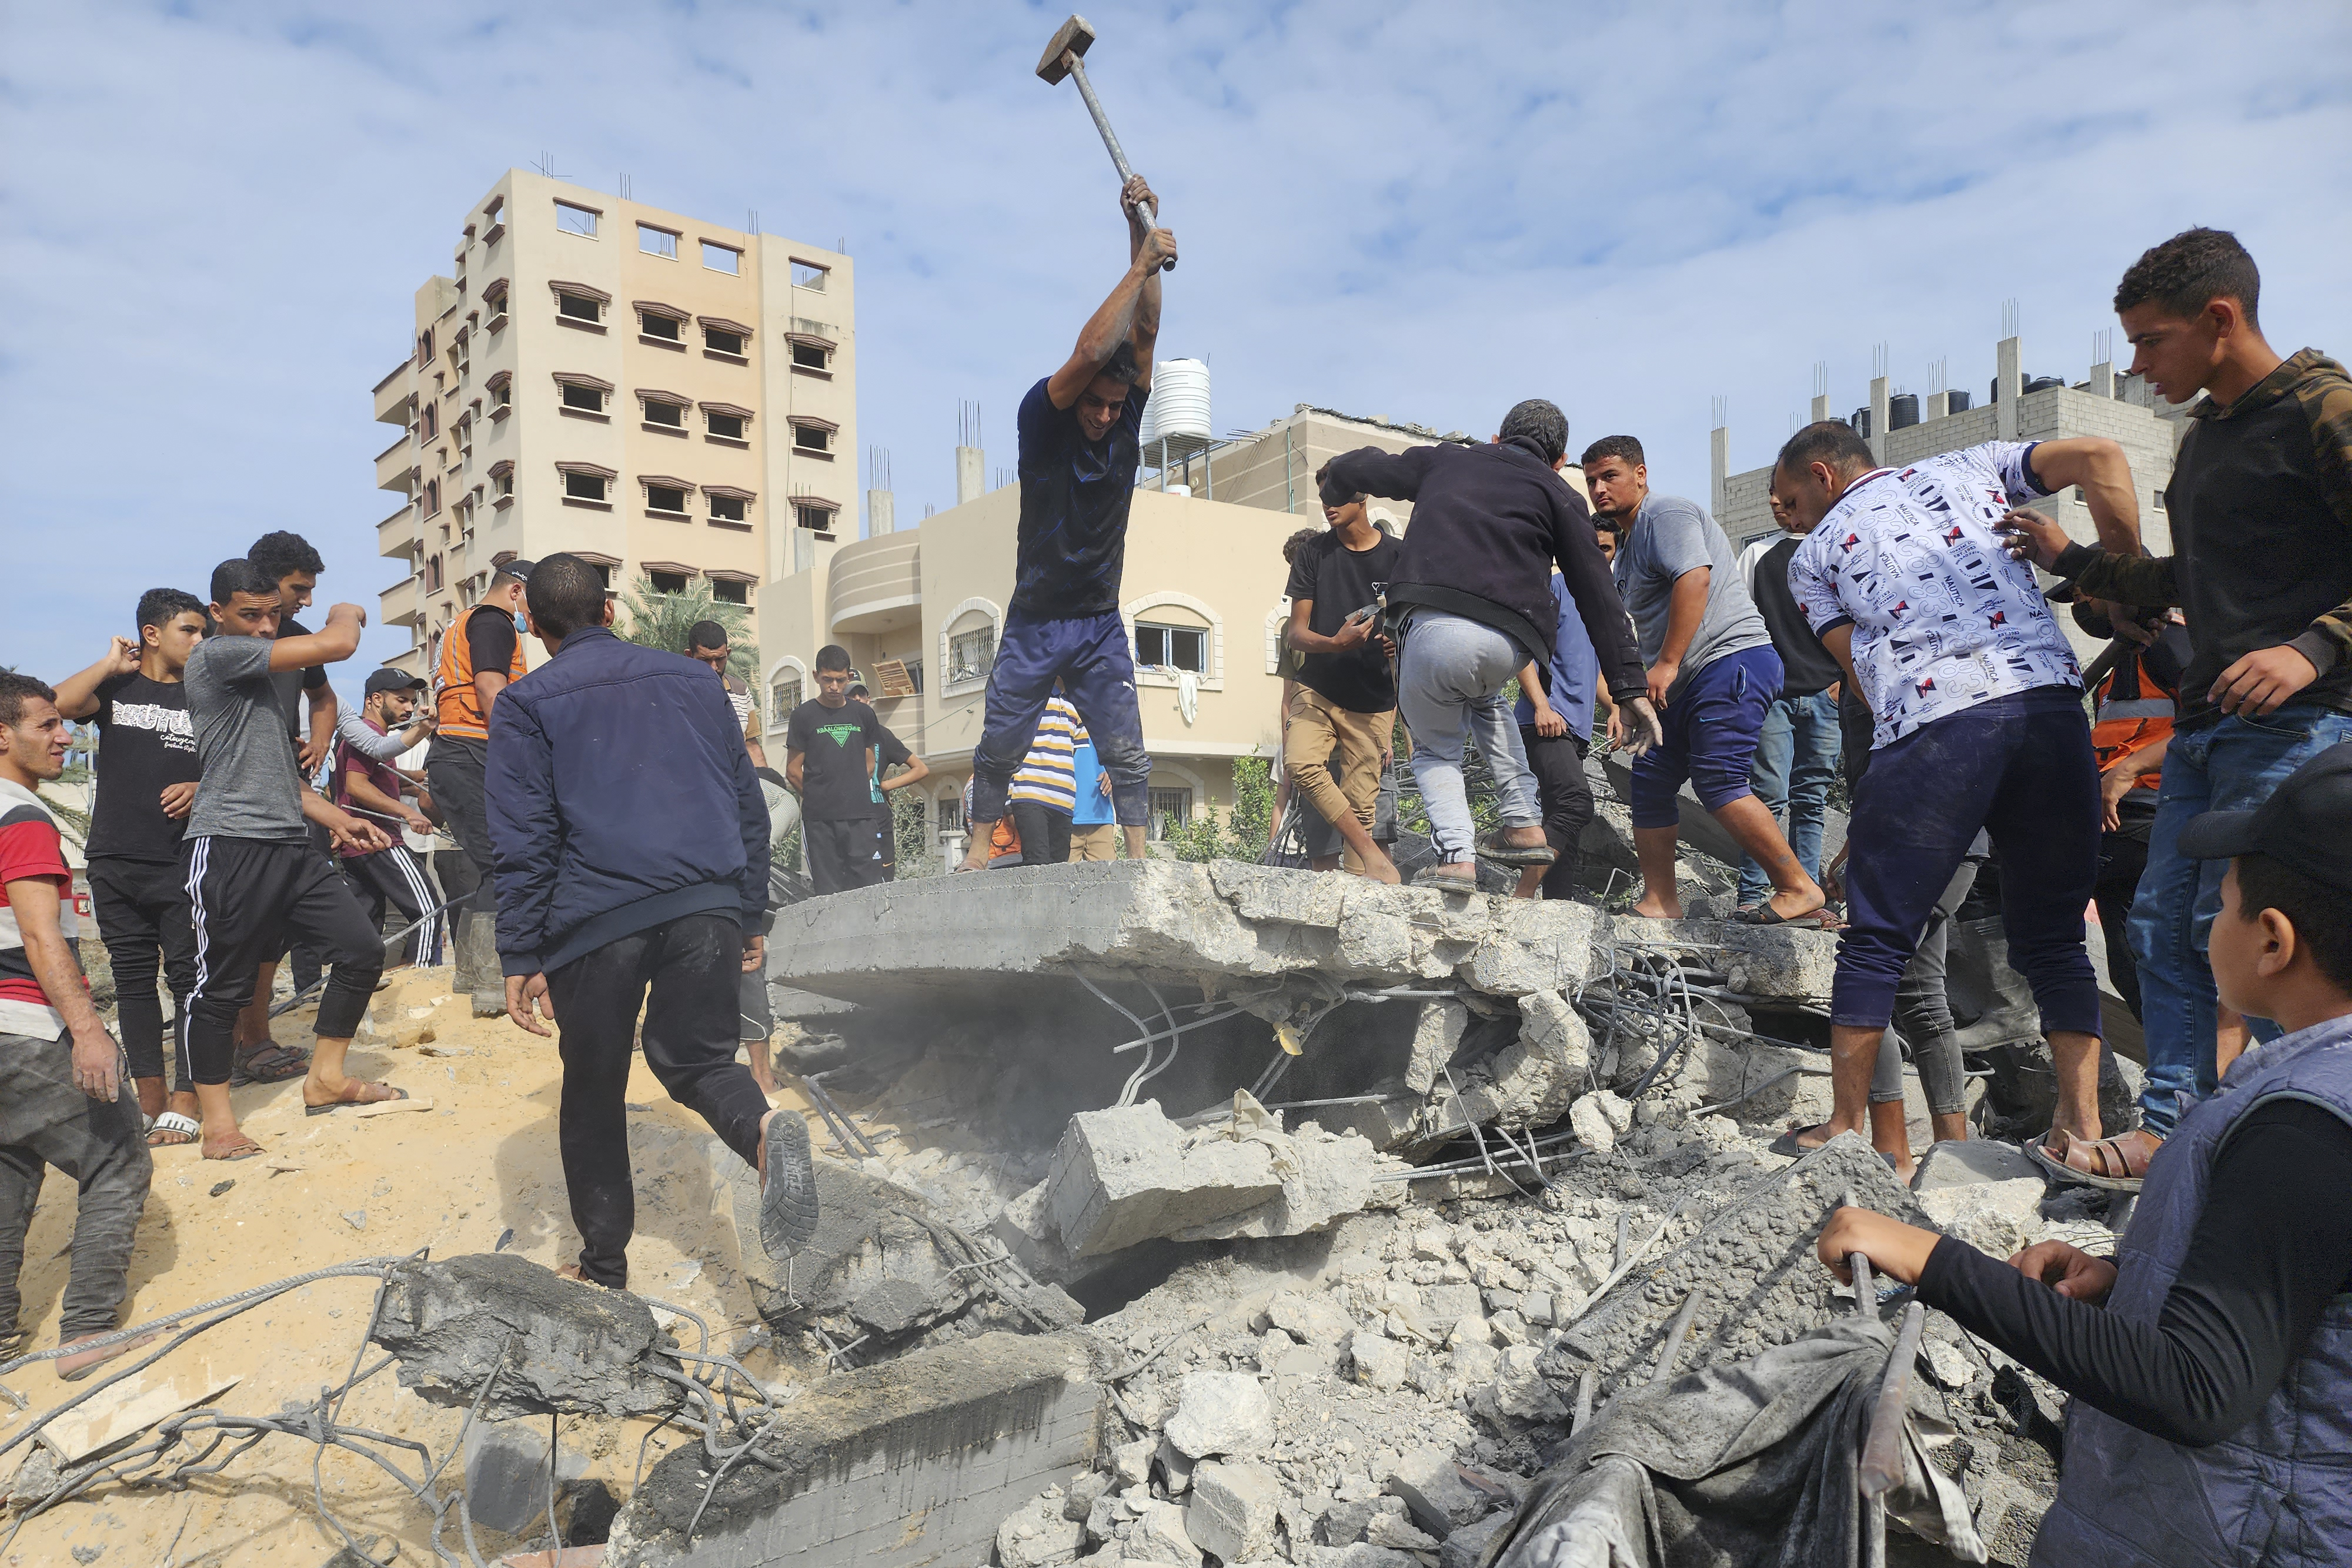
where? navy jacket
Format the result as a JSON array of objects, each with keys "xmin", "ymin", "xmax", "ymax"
[{"xmin": 486, "ymin": 626, "xmax": 769, "ymax": 976}]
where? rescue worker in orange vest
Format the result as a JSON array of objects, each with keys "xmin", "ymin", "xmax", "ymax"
[
  {"xmin": 2080, "ymin": 601, "xmax": 2191, "ymax": 1022},
  {"xmin": 426, "ymin": 559, "xmax": 534, "ymax": 1015}
]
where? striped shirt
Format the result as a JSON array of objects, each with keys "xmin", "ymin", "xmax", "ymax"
[
  {"xmin": 0, "ymin": 778, "xmax": 81, "ymax": 1038},
  {"xmin": 1010, "ymin": 697, "xmax": 1083, "ymax": 812}
]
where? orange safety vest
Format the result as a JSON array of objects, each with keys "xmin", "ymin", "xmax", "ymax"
[
  {"xmin": 435, "ymin": 604, "xmax": 528, "ymax": 742},
  {"xmin": 2092, "ymin": 649, "xmax": 2178, "ymax": 800}
]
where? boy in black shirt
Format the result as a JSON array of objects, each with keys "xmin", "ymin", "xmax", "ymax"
[
  {"xmin": 52, "ymin": 590, "xmax": 209, "ymax": 1143},
  {"xmin": 787, "ymin": 646, "xmax": 887, "ymax": 895},
  {"xmin": 1284, "ymin": 473, "xmax": 1403, "ymax": 881}
]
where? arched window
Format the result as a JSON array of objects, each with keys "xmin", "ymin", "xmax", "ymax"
[{"xmin": 939, "ymin": 598, "xmax": 1003, "ymax": 693}]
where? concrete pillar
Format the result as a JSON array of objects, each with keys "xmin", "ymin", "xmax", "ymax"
[
  {"xmin": 1708, "ymin": 423, "xmax": 1729, "ymax": 520},
  {"xmin": 1809, "ymin": 393, "xmax": 1829, "ymax": 424},
  {"xmin": 2087, "ymin": 360, "xmax": 2115, "ymax": 397},
  {"xmin": 1995, "ymin": 336, "xmax": 2022, "ymax": 440},
  {"xmin": 1924, "ymin": 390, "xmax": 1950, "ymax": 422},
  {"xmin": 1867, "ymin": 376, "xmax": 1890, "ymax": 464},
  {"xmin": 956, "ymin": 447, "xmax": 984, "ymax": 507},
  {"xmin": 868, "ymin": 488, "xmax": 896, "ymax": 537}
]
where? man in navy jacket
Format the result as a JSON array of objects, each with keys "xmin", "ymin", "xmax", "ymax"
[{"xmin": 486, "ymin": 554, "xmax": 814, "ymax": 1288}]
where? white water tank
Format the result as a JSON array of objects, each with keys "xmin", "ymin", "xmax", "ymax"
[{"xmin": 1140, "ymin": 358, "xmax": 1210, "ymax": 449}]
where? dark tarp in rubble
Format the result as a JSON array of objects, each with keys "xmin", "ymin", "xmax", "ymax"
[{"xmin": 1488, "ymin": 1318, "xmax": 1986, "ymax": 1568}]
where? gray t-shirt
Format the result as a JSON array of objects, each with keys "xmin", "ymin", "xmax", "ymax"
[
  {"xmin": 183, "ymin": 636, "xmax": 308, "ymax": 842},
  {"xmin": 1611, "ymin": 493, "xmax": 1772, "ymax": 695}
]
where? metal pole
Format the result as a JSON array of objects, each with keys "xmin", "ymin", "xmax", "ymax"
[{"xmin": 1062, "ymin": 55, "xmax": 1173, "ymax": 270}]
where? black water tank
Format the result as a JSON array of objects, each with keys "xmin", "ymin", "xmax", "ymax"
[
  {"xmin": 2024, "ymin": 375, "xmax": 2063, "ymax": 394},
  {"xmin": 1852, "ymin": 407, "xmax": 1872, "ymax": 438},
  {"xmin": 1889, "ymin": 393, "xmax": 1920, "ymax": 430},
  {"xmin": 1947, "ymin": 389, "xmax": 1972, "ymax": 413}
]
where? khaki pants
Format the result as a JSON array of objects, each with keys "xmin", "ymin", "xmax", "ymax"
[
  {"xmin": 1284, "ymin": 687, "xmax": 1394, "ymax": 872},
  {"xmin": 1070, "ymin": 823, "xmax": 1118, "ymax": 861}
]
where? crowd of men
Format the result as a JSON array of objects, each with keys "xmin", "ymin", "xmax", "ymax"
[{"xmin": 4, "ymin": 188, "xmax": 2349, "ymax": 1554}]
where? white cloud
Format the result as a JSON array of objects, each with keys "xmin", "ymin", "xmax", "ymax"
[{"xmin": 3, "ymin": 0, "xmax": 2347, "ymax": 693}]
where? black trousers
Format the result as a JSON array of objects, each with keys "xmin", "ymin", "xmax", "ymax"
[
  {"xmin": 425, "ymin": 737, "xmax": 497, "ymax": 921},
  {"xmin": 1519, "ymin": 725, "xmax": 1594, "ymax": 900},
  {"xmin": 286, "ymin": 820, "xmax": 334, "ymax": 995},
  {"xmin": 182, "ymin": 837, "xmax": 385, "ymax": 1085},
  {"xmin": 2096, "ymin": 830, "xmax": 2151, "ymax": 1021},
  {"xmin": 87, "ymin": 855, "xmax": 196, "ymax": 1084},
  {"xmin": 805, "ymin": 818, "xmax": 886, "ymax": 896},
  {"xmin": 342, "ymin": 845, "xmax": 441, "ymax": 967},
  {"xmin": 544, "ymin": 914, "xmax": 769, "ymax": 1287},
  {"xmin": 1010, "ymin": 801, "xmax": 1074, "ymax": 866}
]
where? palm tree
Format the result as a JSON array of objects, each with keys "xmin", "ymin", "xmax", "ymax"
[{"xmin": 614, "ymin": 574, "xmax": 760, "ymax": 683}]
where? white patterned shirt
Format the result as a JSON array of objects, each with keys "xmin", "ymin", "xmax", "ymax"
[{"xmin": 1788, "ymin": 441, "xmax": 2079, "ymax": 749}]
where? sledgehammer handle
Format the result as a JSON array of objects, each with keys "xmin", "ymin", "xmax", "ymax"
[{"xmin": 1063, "ymin": 52, "xmax": 1175, "ymax": 271}]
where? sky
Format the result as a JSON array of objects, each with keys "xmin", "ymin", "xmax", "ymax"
[{"xmin": 4, "ymin": 0, "xmax": 2348, "ymax": 702}]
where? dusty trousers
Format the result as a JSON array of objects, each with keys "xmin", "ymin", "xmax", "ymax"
[
  {"xmin": 0, "ymin": 1028, "xmax": 152, "ymax": 1348},
  {"xmin": 1284, "ymin": 687, "xmax": 1393, "ymax": 872},
  {"xmin": 544, "ymin": 913, "xmax": 769, "ymax": 1288}
]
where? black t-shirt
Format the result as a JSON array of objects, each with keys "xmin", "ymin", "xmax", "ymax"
[
  {"xmin": 786, "ymin": 698, "xmax": 884, "ymax": 822},
  {"xmin": 1751, "ymin": 536, "xmax": 1843, "ymax": 698},
  {"xmin": 88, "ymin": 673, "xmax": 203, "ymax": 862},
  {"xmin": 1011, "ymin": 375, "xmax": 1148, "ymax": 620},
  {"xmin": 1286, "ymin": 530, "xmax": 1404, "ymax": 713},
  {"xmin": 464, "ymin": 605, "xmax": 519, "ymax": 677},
  {"xmin": 861, "ymin": 726, "xmax": 914, "ymax": 820},
  {"xmin": 270, "ymin": 616, "xmax": 332, "ymax": 741}
]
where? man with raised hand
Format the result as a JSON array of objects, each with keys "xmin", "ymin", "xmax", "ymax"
[
  {"xmin": 0, "ymin": 671, "xmax": 154, "ymax": 1382},
  {"xmin": 958, "ymin": 176, "xmax": 1173, "ymax": 871},
  {"xmin": 51, "ymin": 589, "xmax": 208, "ymax": 1145}
]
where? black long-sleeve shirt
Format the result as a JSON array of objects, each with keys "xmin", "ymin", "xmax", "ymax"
[
  {"xmin": 1325, "ymin": 440, "xmax": 1645, "ymax": 703},
  {"xmin": 1915, "ymin": 1100, "xmax": 2352, "ymax": 1446}
]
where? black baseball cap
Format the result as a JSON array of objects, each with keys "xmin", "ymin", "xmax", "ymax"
[
  {"xmin": 495, "ymin": 557, "xmax": 539, "ymax": 582},
  {"xmin": 2179, "ymin": 741, "xmax": 2352, "ymax": 895},
  {"xmin": 362, "ymin": 667, "xmax": 427, "ymax": 696}
]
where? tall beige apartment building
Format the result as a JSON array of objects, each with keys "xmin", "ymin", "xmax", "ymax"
[{"xmin": 371, "ymin": 170, "xmax": 855, "ymax": 712}]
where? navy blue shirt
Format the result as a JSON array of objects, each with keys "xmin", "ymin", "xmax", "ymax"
[
  {"xmin": 1012, "ymin": 375, "xmax": 1148, "ymax": 620},
  {"xmin": 1513, "ymin": 571, "xmax": 1600, "ymax": 740}
]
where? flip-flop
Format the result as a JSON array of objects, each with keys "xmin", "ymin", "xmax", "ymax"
[
  {"xmin": 204, "ymin": 1138, "xmax": 265, "ymax": 1162},
  {"xmin": 1769, "ymin": 1126, "xmax": 1899, "ymax": 1168},
  {"xmin": 146, "ymin": 1111, "xmax": 201, "ymax": 1148},
  {"xmin": 1412, "ymin": 866, "xmax": 1481, "ymax": 892},
  {"xmin": 1736, "ymin": 900, "xmax": 1829, "ymax": 927},
  {"xmin": 2026, "ymin": 1135, "xmax": 2147, "ymax": 1193},
  {"xmin": 56, "ymin": 1330, "xmax": 162, "ymax": 1383},
  {"xmin": 759, "ymin": 1112, "xmax": 820, "ymax": 1259},
  {"xmin": 305, "ymin": 1085, "xmax": 410, "ymax": 1117},
  {"xmin": 1473, "ymin": 831, "xmax": 1557, "ymax": 868},
  {"xmin": 230, "ymin": 1044, "xmax": 310, "ymax": 1086}
]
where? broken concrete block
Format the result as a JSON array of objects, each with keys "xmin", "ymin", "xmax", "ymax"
[
  {"xmin": 1113, "ymin": 1437, "xmax": 1155, "ymax": 1489},
  {"xmin": 604, "ymin": 1332, "xmax": 1100, "ymax": 1568},
  {"xmin": 463, "ymin": 1420, "xmax": 553, "ymax": 1534},
  {"xmin": 1519, "ymin": 1292, "xmax": 1555, "ymax": 1329},
  {"xmin": 1590, "ymin": 1089, "xmax": 1633, "ymax": 1135},
  {"xmin": 1170, "ymin": 1126, "xmax": 1404, "ymax": 1245},
  {"xmin": 1439, "ymin": 1510, "xmax": 1514, "ymax": 1568},
  {"xmin": 1064, "ymin": 1470, "xmax": 1111, "ymax": 1523},
  {"xmin": 1454, "ymin": 995, "xmax": 1588, "ymax": 1130},
  {"xmin": 1187, "ymin": 1460, "xmax": 1283, "ymax": 1562},
  {"xmin": 370, "ymin": 1255, "xmax": 686, "ymax": 1423},
  {"xmin": 1318, "ymin": 1496, "xmax": 1409, "ymax": 1546},
  {"xmin": 1449, "ymin": 1339, "xmax": 1501, "ymax": 1389},
  {"xmin": 1646, "ymin": 917, "xmax": 1839, "ymax": 1002},
  {"xmin": 1364, "ymin": 1513, "xmax": 1441, "ymax": 1552},
  {"xmin": 1152, "ymin": 1437, "xmax": 1195, "ymax": 1496},
  {"xmin": 1459, "ymin": 899, "xmax": 1601, "ymax": 995},
  {"xmin": 1268, "ymin": 1290, "xmax": 1353, "ymax": 1346},
  {"xmin": 1122, "ymin": 1500, "xmax": 1204, "ymax": 1568},
  {"xmin": 999, "ymin": 1490, "xmax": 1087, "ymax": 1568},
  {"xmin": 1046, "ymin": 1102, "xmax": 1283, "ymax": 1258},
  {"xmin": 1568, "ymin": 1096, "xmax": 1616, "ymax": 1155},
  {"xmin": 1086, "ymin": 1491, "xmax": 1133, "ymax": 1546},
  {"xmin": 1348, "ymin": 1330, "xmax": 1409, "ymax": 1392},
  {"xmin": 1542, "ymin": 1134, "xmax": 1937, "ymax": 1396},
  {"xmin": 1488, "ymin": 1345, "xmax": 1566, "ymax": 1421},
  {"xmin": 1920, "ymin": 1176, "xmax": 2048, "ymax": 1258},
  {"xmin": 1911, "ymin": 1138, "xmax": 2042, "ymax": 1192},
  {"xmin": 1162, "ymin": 1370, "xmax": 1274, "ymax": 1460},
  {"xmin": 1384, "ymin": 1446, "xmax": 1507, "ymax": 1537},
  {"xmin": 1403, "ymin": 999, "xmax": 1471, "ymax": 1095}
]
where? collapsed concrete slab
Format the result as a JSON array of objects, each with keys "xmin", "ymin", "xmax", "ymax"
[
  {"xmin": 1536, "ymin": 1135, "xmax": 1933, "ymax": 1398},
  {"xmin": 369, "ymin": 1253, "xmax": 686, "ymax": 1422},
  {"xmin": 605, "ymin": 1330, "xmax": 1104, "ymax": 1568}
]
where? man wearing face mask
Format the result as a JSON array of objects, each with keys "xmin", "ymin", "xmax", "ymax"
[{"xmin": 427, "ymin": 559, "xmax": 535, "ymax": 1017}]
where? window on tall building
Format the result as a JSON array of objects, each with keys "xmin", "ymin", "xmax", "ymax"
[
  {"xmin": 490, "ymin": 460, "xmax": 514, "ymax": 503},
  {"xmin": 791, "ymin": 420, "xmax": 833, "ymax": 454},
  {"xmin": 709, "ymin": 493, "xmax": 749, "ymax": 526},
  {"xmin": 794, "ymin": 502, "xmax": 838, "ymax": 533},
  {"xmin": 948, "ymin": 622, "xmax": 995, "ymax": 686},
  {"xmin": 709, "ymin": 576, "xmax": 749, "ymax": 605},
  {"xmin": 638, "ymin": 223, "xmax": 678, "ymax": 259},
  {"xmin": 423, "ymin": 479, "xmax": 440, "ymax": 517},
  {"xmin": 648, "ymin": 569, "xmax": 689, "ymax": 596},
  {"xmin": 1148, "ymin": 788, "xmax": 1192, "ymax": 842},
  {"xmin": 1135, "ymin": 622, "xmax": 1207, "ymax": 673},
  {"xmin": 701, "ymin": 240, "xmax": 741, "ymax": 275},
  {"xmin": 639, "ymin": 392, "xmax": 687, "ymax": 430},
  {"xmin": 705, "ymin": 408, "xmax": 746, "ymax": 442},
  {"xmin": 483, "ymin": 279, "xmax": 509, "ymax": 326},
  {"xmin": 425, "ymin": 554, "xmax": 444, "ymax": 591},
  {"xmin": 637, "ymin": 308, "xmax": 681, "ymax": 342},
  {"xmin": 644, "ymin": 482, "xmax": 689, "ymax": 517},
  {"xmin": 420, "ymin": 401, "xmax": 437, "ymax": 438},
  {"xmin": 702, "ymin": 324, "xmax": 747, "ymax": 359},
  {"xmin": 789, "ymin": 337, "xmax": 833, "ymax": 372},
  {"xmin": 791, "ymin": 260, "xmax": 828, "ymax": 290},
  {"xmin": 556, "ymin": 201, "xmax": 599, "ymax": 238},
  {"xmin": 559, "ymin": 380, "xmax": 607, "ymax": 415},
  {"xmin": 556, "ymin": 290, "xmax": 602, "ymax": 325},
  {"xmin": 770, "ymin": 673, "xmax": 803, "ymax": 724},
  {"xmin": 562, "ymin": 469, "xmax": 610, "ymax": 504}
]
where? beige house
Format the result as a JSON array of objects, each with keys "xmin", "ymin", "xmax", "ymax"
[
  {"xmin": 371, "ymin": 170, "xmax": 856, "ymax": 710},
  {"xmin": 760, "ymin": 397, "xmax": 1588, "ymax": 869}
]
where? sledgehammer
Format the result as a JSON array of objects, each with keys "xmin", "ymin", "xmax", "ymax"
[{"xmin": 1037, "ymin": 14, "xmax": 1175, "ymax": 270}]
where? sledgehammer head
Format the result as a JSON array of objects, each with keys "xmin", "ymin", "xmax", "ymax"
[{"xmin": 1036, "ymin": 14, "xmax": 1097, "ymax": 83}]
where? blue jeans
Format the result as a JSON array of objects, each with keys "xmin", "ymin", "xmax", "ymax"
[
  {"xmin": 971, "ymin": 611, "xmax": 1151, "ymax": 826},
  {"xmin": 1395, "ymin": 613, "xmax": 1541, "ymax": 862},
  {"xmin": 1736, "ymin": 690, "xmax": 1842, "ymax": 908},
  {"xmin": 2127, "ymin": 703, "xmax": 2352, "ymax": 1135}
]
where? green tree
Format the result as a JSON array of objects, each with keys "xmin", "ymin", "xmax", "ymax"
[
  {"xmin": 614, "ymin": 575, "xmax": 760, "ymax": 682},
  {"xmin": 891, "ymin": 788, "xmax": 939, "ymax": 880},
  {"xmin": 1161, "ymin": 757, "xmax": 1279, "ymax": 863}
]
